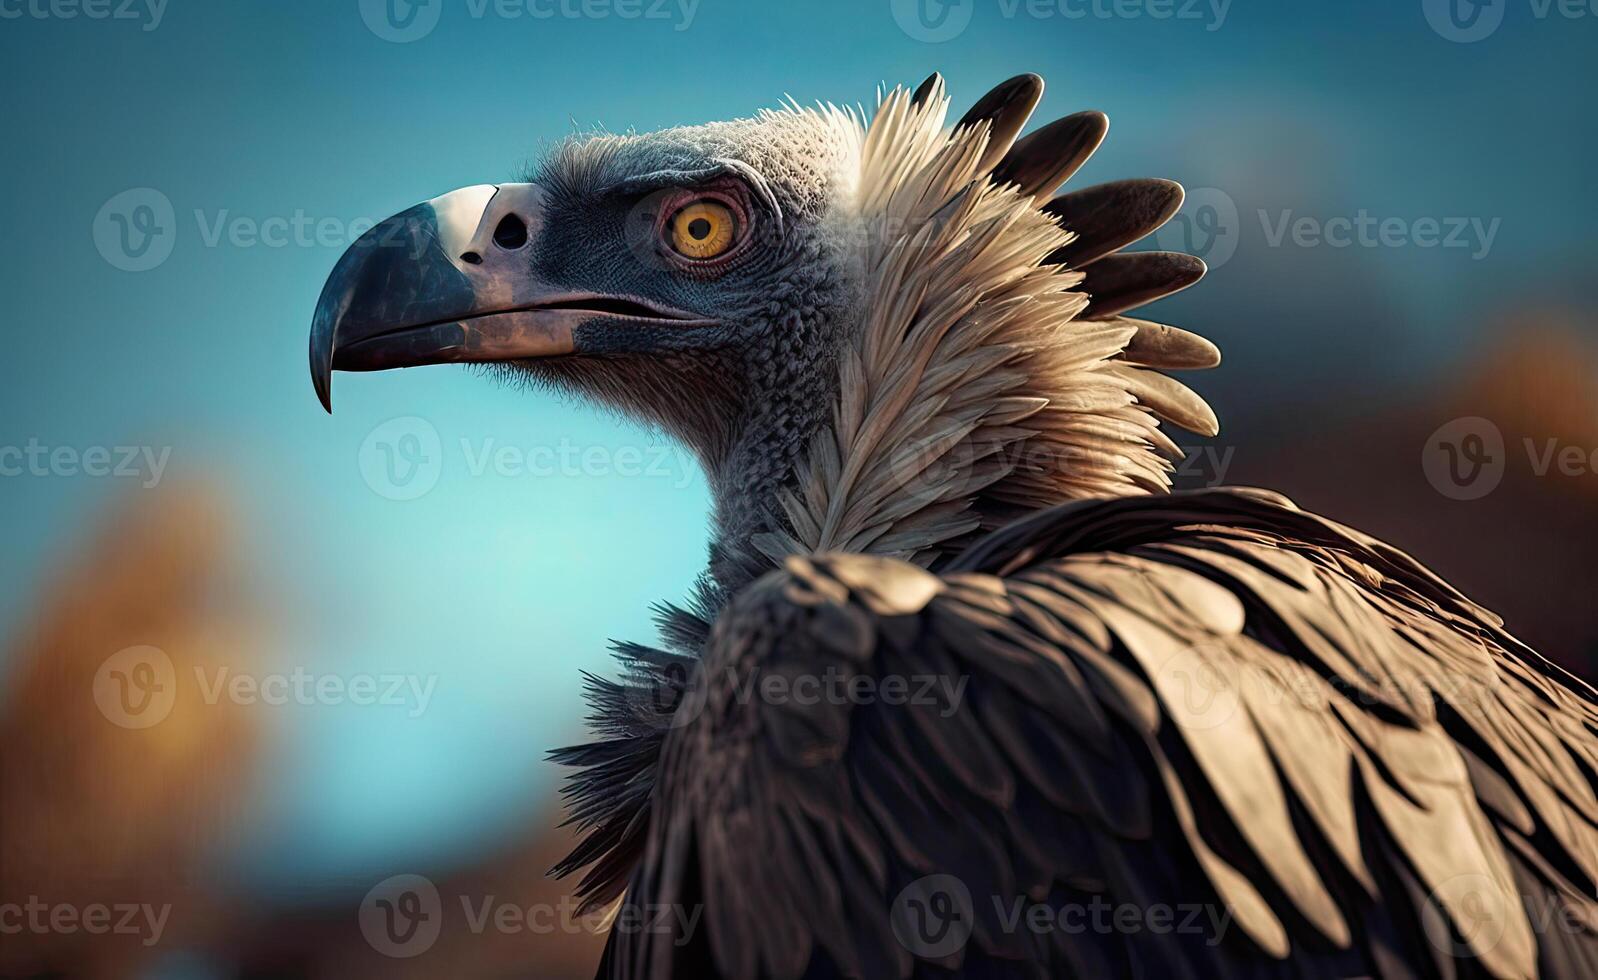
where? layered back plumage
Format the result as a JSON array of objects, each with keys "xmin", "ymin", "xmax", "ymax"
[{"xmin": 523, "ymin": 76, "xmax": 1598, "ymax": 980}]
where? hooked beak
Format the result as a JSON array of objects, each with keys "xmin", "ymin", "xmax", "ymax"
[{"xmin": 309, "ymin": 183, "xmax": 715, "ymax": 412}]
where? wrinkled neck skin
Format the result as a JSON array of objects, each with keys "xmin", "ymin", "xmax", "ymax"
[
  {"xmin": 703, "ymin": 390, "xmax": 821, "ymax": 598},
  {"xmin": 698, "ymin": 278, "xmax": 859, "ymax": 604}
]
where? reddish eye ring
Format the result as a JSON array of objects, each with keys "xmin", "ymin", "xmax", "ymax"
[{"xmin": 651, "ymin": 182, "xmax": 753, "ymax": 273}]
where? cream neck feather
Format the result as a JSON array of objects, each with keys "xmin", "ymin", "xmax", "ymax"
[{"xmin": 753, "ymin": 81, "xmax": 1213, "ymax": 569}]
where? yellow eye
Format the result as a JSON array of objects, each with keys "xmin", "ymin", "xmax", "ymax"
[{"xmin": 668, "ymin": 201, "xmax": 737, "ymax": 260}]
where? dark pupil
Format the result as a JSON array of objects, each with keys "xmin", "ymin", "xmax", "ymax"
[{"xmin": 687, "ymin": 217, "xmax": 712, "ymax": 241}]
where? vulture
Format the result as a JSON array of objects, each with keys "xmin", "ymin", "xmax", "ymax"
[{"xmin": 309, "ymin": 74, "xmax": 1598, "ymax": 979}]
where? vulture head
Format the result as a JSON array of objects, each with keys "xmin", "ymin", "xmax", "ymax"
[{"xmin": 311, "ymin": 73, "xmax": 1219, "ymax": 599}]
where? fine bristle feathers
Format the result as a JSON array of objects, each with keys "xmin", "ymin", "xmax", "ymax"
[
  {"xmin": 1044, "ymin": 178, "xmax": 1185, "ymax": 269},
  {"xmin": 1079, "ymin": 251, "xmax": 1207, "ymax": 320},
  {"xmin": 774, "ymin": 78, "xmax": 1221, "ymax": 569},
  {"xmin": 992, "ymin": 110, "xmax": 1109, "ymax": 203}
]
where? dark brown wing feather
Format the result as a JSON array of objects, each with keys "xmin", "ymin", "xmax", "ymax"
[
  {"xmin": 591, "ymin": 489, "xmax": 1598, "ymax": 979},
  {"xmin": 1076, "ymin": 251, "xmax": 1207, "ymax": 320},
  {"xmin": 991, "ymin": 111, "xmax": 1108, "ymax": 202},
  {"xmin": 1043, "ymin": 178, "xmax": 1184, "ymax": 268}
]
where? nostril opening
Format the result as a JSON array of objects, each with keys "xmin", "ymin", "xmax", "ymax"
[
  {"xmin": 493, "ymin": 214, "xmax": 529, "ymax": 250},
  {"xmin": 461, "ymin": 251, "xmax": 483, "ymax": 265}
]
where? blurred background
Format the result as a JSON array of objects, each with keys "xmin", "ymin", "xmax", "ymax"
[{"xmin": 1, "ymin": 1, "xmax": 1594, "ymax": 976}]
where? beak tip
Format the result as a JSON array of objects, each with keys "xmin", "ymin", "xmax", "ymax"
[{"xmin": 310, "ymin": 341, "xmax": 334, "ymax": 414}]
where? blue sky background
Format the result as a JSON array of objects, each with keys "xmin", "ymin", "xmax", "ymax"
[{"xmin": 2, "ymin": 0, "xmax": 1594, "ymax": 917}]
